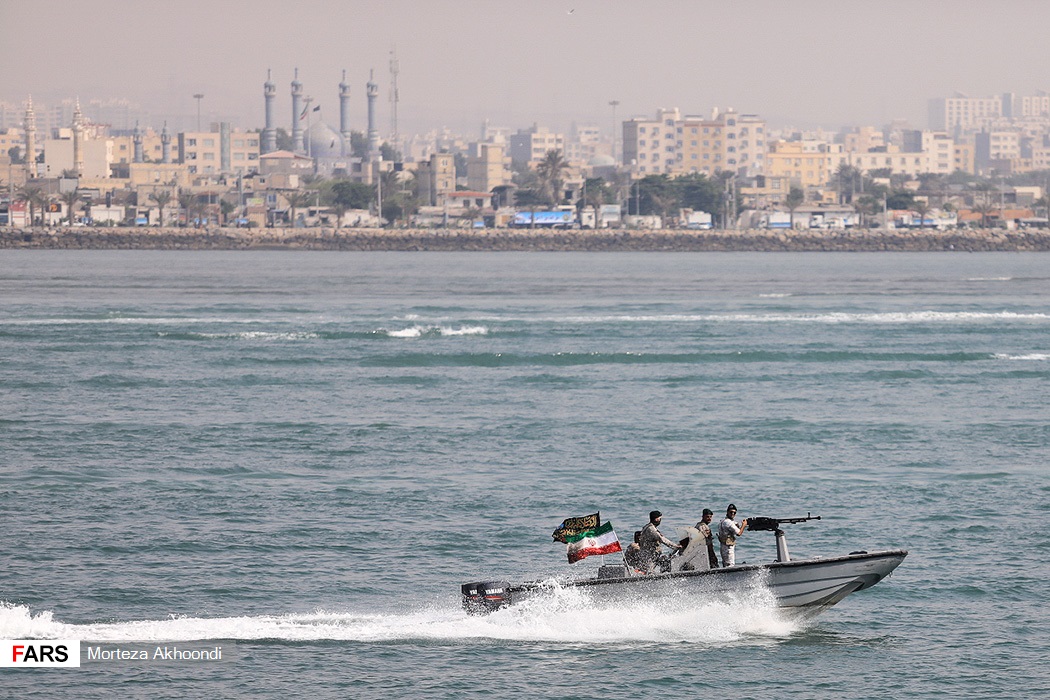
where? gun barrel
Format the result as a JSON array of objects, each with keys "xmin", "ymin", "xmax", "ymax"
[{"xmin": 777, "ymin": 514, "xmax": 821, "ymax": 524}]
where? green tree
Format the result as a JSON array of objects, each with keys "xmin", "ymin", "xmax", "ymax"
[
  {"xmin": 275, "ymin": 128, "xmax": 293, "ymax": 152},
  {"xmin": 835, "ymin": 163, "xmax": 861, "ymax": 203},
  {"xmin": 349, "ymin": 131, "xmax": 368, "ymax": 158},
  {"xmin": 912, "ymin": 200, "xmax": 930, "ymax": 228},
  {"xmin": 17, "ymin": 184, "xmax": 46, "ymax": 226},
  {"xmin": 785, "ymin": 187, "xmax": 805, "ymax": 229},
  {"xmin": 854, "ymin": 195, "xmax": 881, "ymax": 228},
  {"xmin": 535, "ymin": 149, "xmax": 569, "ymax": 205},
  {"xmin": 329, "ymin": 201, "xmax": 348, "ymax": 229},
  {"xmin": 283, "ymin": 190, "xmax": 312, "ymax": 227},
  {"xmin": 149, "ymin": 190, "xmax": 172, "ymax": 226},
  {"xmin": 579, "ymin": 177, "xmax": 610, "ymax": 227},
  {"xmin": 219, "ymin": 199, "xmax": 236, "ymax": 226},
  {"xmin": 330, "ymin": 179, "xmax": 373, "ymax": 209},
  {"xmin": 885, "ymin": 191, "xmax": 914, "ymax": 210},
  {"xmin": 177, "ymin": 192, "xmax": 198, "ymax": 227},
  {"xmin": 59, "ymin": 188, "xmax": 80, "ymax": 225}
]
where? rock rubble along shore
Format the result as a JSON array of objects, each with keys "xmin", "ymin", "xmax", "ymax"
[{"xmin": 2, "ymin": 226, "xmax": 1050, "ymax": 252}]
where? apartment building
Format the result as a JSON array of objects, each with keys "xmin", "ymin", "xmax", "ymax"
[
  {"xmin": 508, "ymin": 125, "xmax": 565, "ymax": 166},
  {"xmin": 622, "ymin": 108, "xmax": 680, "ymax": 174},
  {"xmin": 765, "ymin": 140, "xmax": 841, "ymax": 188},
  {"xmin": 177, "ymin": 129, "xmax": 259, "ymax": 175},
  {"xmin": 624, "ymin": 108, "xmax": 765, "ymax": 177},
  {"xmin": 929, "ymin": 94, "xmax": 1002, "ymax": 131},
  {"xmin": 466, "ymin": 142, "xmax": 511, "ymax": 193}
]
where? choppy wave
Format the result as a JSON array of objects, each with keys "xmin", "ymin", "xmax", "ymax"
[
  {"xmin": 542, "ymin": 311, "xmax": 1050, "ymax": 324},
  {"xmin": 157, "ymin": 331, "xmax": 320, "ymax": 341},
  {"xmin": 993, "ymin": 353, "xmax": 1050, "ymax": 361},
  {"xmin": 384, "ymin": 325, "xmax": 489, "ymax": 339},
  {"xmin": 0, "ymin": 589, "xmax": 796, "ymax": 645},
  {"xmin": 362, "ymin": 349, "xmax": 992, "ymax": 368}
]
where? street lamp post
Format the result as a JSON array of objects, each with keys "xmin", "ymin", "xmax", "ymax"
[{"xmin": 193, "ymin": 93, "xmax": 204, "ymax": 132}]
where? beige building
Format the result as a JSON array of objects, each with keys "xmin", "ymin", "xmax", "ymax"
[
  {"xmin": 416, "ymin": 152, "xmax": 456, "ymax": 205},
  {"xmin": 41, "ymin": 135, "xmax": 113, "ymax": 178},
  {"xmin": 509, "ymin": 125, "xmax": 565, "ymax": 166},
  {"xmin": 466, "ymin": 142, "xmax": 511, "ymax": 193},
  {"xmin": 623, "ymin": 108, "xmax": 680, "ymax": 175},
  {"xmin": 128, "ymin": 162, "xmax": 192, "ymax": 188},
  {"xmin": 929, "ymin": 94, "xmax": 1002, "ymax": 131},
  {"xmin": 765, "ymin": 140, "xmax": 841, "ymax": 188},
  {"xmin": 177, "ymin": 130, "xmax": 259, "ymax": 175},
  {"xmin": 954, "ymin": 140, "xmax": 976, "ymax": 174},
  {"xmin": 841, "ymin": 126, "xmax": 885, "ymax": 153},
  {"xmin": 625, "ymin": 108, "xmax": 765, "ymax": 177}
]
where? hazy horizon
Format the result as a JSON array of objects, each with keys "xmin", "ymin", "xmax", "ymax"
[{"xmin": 4, "ymin": 0, "xmax": 1050, "ymax": 136}]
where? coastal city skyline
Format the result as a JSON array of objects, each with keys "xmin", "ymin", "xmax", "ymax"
[{"xmin": 5, "ymin": 0, "xmax": 1050, "ymax": 134}]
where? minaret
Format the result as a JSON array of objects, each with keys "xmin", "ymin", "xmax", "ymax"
[
  {"xmin": 161, "ymin": 122, "xmax": 171, "ymax": 163},
  {"xmin": 338, "ymin": 70, "xmax": 351, "ymax": 156},
  {"xmin": 133, "ymin": 121, "xmax": 144, "ymax": 163},
  {"xmin": 262, "ymin": 69, "xmax": 277, "ymax": 154},
  {"xmin": 24, "ymin": 95, "xmax": 37, "ymax": 180},
  {"xmin": 72, "ymin": 98, "xmax": 85, "ymax": 177},
  {"xmin": 389, "ymin": 48, "xmax": 399, "ymax": 158},
  {"xmin": 366, "ymin": 69, "xmax": 379, "ymax": 158},
  {"xmin": 291, "ymin": 68, "xmax": 304, "ymax": 154}
]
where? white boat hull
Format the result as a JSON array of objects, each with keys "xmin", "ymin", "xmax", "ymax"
[{"xmin": 463, "ymin": 550, "xmax": 907, "ymax": 615}]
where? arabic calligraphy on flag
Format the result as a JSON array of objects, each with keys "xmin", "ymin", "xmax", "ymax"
[
  {"xmin": 552, "ymin": 512, "xmax": 600, "ymax": 543},
  {"xmin": 565, "ymin": 521, "xmax": 622, "ymax": 564}
]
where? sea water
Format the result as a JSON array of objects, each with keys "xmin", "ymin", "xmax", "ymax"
[{"xmin": 1, "ymin": 251, "xmax": 1047, "ymax": 699}]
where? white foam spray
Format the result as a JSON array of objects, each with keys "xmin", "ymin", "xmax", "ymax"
[{"xmin": 1, "ymin": 589, "xmax": 799, "ymax": 646}]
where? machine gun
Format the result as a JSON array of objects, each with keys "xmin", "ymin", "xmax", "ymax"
[
  {"xmin": 748, "ymin": 513, "xmax": 821, "ymax": 532},
  {"xmin": 746, "ymin": 513, "xmax": 821, "ymax": 562}
]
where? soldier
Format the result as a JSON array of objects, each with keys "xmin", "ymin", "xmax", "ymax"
[
  {"xmin": 694, "ymin": 508, "xmax": 720, "ymax": 569},
  {"xmin": 718, "ymin": 504, "xmax": 749, "ymax": 567},
  {"xmin": 639, "ymin": 510, "xmax": 681, "ymax": 573}
]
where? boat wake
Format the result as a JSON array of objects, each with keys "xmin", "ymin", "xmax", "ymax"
[{"xmin": 1, "ymin": 589, "xmax": 799, "ymax": 646}]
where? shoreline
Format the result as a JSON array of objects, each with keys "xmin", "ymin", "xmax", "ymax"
[{"xmin": 2, "ymin": 226, "xmax": 1049, "ymax": 252}]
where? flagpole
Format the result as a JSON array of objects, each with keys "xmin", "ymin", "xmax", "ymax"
[{"xmin": 304, "ymin": 96, "xmax": 313, "ymax": 158}]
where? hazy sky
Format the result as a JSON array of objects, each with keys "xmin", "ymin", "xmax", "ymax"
[{"xmin": 4, "ymin": 0, "xmax": 1050, "ymax": 135}]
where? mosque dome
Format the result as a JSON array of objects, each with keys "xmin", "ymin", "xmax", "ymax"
[{"xmin": 306, "ymin": 121, "xmax": 345, "ymax": 159}]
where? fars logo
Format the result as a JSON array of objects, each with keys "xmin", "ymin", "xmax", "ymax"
[{"xmin": 1, "ymin": 640, "xmax": 81, "ymax": 668}]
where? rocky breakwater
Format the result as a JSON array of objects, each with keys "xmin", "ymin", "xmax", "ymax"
[{"xmin": 2, "ymin": 226, "xmax": 1050, "ymax": 252}]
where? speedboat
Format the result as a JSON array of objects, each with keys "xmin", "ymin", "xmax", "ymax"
[{"xmin": 461, "ymin": 515, "xmax": 907, "ymax": 616}]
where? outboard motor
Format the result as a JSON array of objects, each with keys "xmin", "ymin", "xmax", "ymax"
[{"xmin": 461, "ymin": 580, "xmax": 511, "ymax": 615}]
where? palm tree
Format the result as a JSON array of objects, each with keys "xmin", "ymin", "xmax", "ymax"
[
  {"xmin": 149, "ymin": 190, "xmax": 172, "ymax": 227},
  {"xmin": 581, "ymin": 178, "xmax": 607, "ymax": 229},
  {"xmin": 283, "ymin": 190, "xmax": 311, "ymax": 227},
  {"xmin": 177, "ymin": 192, "xmax": 196, "ymax": 227},
  {"xmin": 219, "ymin": 199, "xmax": 235, "ymax": 226},
  {"xmin": 17, "ymin": 184, "xmax": 45, "ymax": 226},
  {"xmin": 972, "ymin": 200, "xmax": 996, "ymax": 229},
  {"xmin": 60, "ymin": 188, "xmax": 80, "ymax": 226},
  {"xmin": 330, "ymin": 201, "xmax": 348, "ymax": 229},
  {"xmin": 785, "ymin": 187, "xmax": 805, "ymax": 229},
  {"xmin": 912, "ymin": 200, "xmax": 930, "ymax": 229},
  {"xmin": 535, "ymin": 149, "xmax": 569, "ymax": 205}
]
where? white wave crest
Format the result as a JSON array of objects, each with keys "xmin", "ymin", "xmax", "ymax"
[
  {"xmin": 0, "ymin": 590, "xmax": 797, "ymax": 646},
  {"xmin": 992, "ymin": 353, "xmax": 1050, "ymax": 361},
  {"xmin": 157, "ymin": 331, "xmax": 319, "ymax": 341},
  {"xmin": 384, "ymin": 325, "xmax": 488, "ymax": 338}
]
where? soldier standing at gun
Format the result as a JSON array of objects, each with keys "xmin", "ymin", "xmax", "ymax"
[{"xmin": 718, "ymin": 504, "xmax": 748, "ymax": 567}]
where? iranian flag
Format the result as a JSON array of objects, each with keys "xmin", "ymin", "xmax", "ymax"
[{"xmin": 565, "ymin": 521, "xmax": 622, "ymax": 564}]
